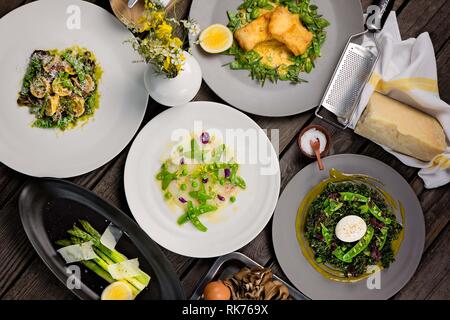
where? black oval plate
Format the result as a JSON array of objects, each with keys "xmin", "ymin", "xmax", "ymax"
[{"xmin": 19, "ymin": 178, "xmax": 185, "ymax": 300}]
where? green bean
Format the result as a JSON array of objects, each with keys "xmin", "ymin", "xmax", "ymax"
[
  {"xmin": 189, "ymin": 189, "xmax": 213, "ymax": 203},
  {"xmin": 368, "ymin": 203, "xmax": 391, "ymax": 224},
  {"xmin": 339, "ymin": 192, "xmax": 368, "ymax": 202},
  {"xmin": 177, "ymin": 202, "xmax": 217, "ymax": 230},
  {"xmin": 378, "ymin": 227, "xmax": 389, "ymax": 249},
  {"xmin": 250, "ymin": 8, "xmax": 260, "ymax": 19},
  {"xmin": 342, "ymin": 227, "xmax": 375, "ymax": 263},
  {"xmin": 320, "ymin": 223, "xmax": 332, "ymax": 247},
  {"xmin": 324, "ymin": 199, "xmax": 342, "ymax": 216},
  {"xmin": 212, "ymin": 144, "xmax": 226, "ymax": 162},
  {"xmin": 232, "ymin": 176, "xmax": 247, "ymax": 189},
  {"xmin": 332, "ymin": 246, "xmax": 347, "ymax": 261},
  {"xmin": 189, "ymin": 216, "xmax": 208, "ymax": 232}
]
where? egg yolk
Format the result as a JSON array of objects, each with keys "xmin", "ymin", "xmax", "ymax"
[
  {"xmin": 101, "ymin": 282, "xmax": 133, "ymax": 300},
  {"xmin": 202, "ymin": 26, "xmax": 230, "ymax": 50}
]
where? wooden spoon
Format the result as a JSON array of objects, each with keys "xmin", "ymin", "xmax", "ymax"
[{"xmin": 310, "ymin": 138, "xmax": 324, "ymax": 171}]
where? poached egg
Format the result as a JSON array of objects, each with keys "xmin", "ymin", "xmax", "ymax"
[{"xmin": 335, "ymin": 215, "xmax": 367, "ymax": 243}]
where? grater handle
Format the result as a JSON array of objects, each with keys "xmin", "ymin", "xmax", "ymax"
[
  {"xmin": 366, "ymin": 0, "xmax": 395, "ymax": 32},
  {"xmin": 315, "ymin": 106, "xmax": 349, "ymax": 129}
]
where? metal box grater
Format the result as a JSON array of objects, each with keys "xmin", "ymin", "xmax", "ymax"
[{"xmin": 322, "ymin": 43, "xmax": 377, "ymax": 124}]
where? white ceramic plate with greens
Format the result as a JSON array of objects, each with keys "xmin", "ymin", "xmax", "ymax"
[
  {"xmin": 124, "ymin": 102, "xmax": 280, "ymax": 258},
  {"xmin": 0, "ymin": 0, "xmax": 148, "ymax": 178}
]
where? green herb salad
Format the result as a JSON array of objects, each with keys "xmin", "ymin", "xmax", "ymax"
[
  {"xmin": 299, "ymin": 171, "xmax": 404, "ymax": 279},
  {"xmin": 156, "ymin": 132, "xmax": 246, "ymax": 232},
  {"xmin": 226, "ymin": 0, "xmax": 330, "ymax": 85},
  {"xmin": 17, "ymin": 46, "xmax": 102, "ymax": 130}
]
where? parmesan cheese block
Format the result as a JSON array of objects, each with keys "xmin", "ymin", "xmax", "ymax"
[{"xmin": 355, "ymin": 92, "xmax": 447, "ymax": 161}]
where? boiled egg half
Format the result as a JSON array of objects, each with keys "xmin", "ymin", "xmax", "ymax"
[
  {"xmin": 101, "ymin": 281, "xmax": 134, "ymax": 300},
  {"xmin": 199, "ymin": 24, "xmax": 233, "ymax": 54},
  {"xmin": 335, "ymin": 215, "xmax": 367, "ymax": 243}
]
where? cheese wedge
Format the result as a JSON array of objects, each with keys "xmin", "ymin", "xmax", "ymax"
[{"xmin": 355, "ymin": 92, "xmax": 447, "ymax": 162}]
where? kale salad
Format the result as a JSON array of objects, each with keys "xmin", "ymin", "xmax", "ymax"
[
  {"xmin": 304, "ymin": 181, "xmax": 403, "ymax": 278},
  {"xmin": 17, "ymin": 46, "xmax": 102, "ymax": 130}
]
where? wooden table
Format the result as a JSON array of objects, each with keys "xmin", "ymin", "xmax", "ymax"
[{"xmin": 0, "ymin": 0, "xmax": 449, "ymax": 300}]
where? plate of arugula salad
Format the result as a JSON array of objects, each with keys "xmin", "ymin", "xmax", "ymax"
[
  {"xmin": 189, "ymin": 0, "xmax": 364, "ymax": 117},
  {"xmin": 124, "ymin": 101, "xmax": 280, "ymax": 258},
  {"xmin": 0, "ymin": 0, "xmax": 148, "ymax": 178}
]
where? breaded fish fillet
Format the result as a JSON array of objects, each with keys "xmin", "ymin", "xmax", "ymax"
[
  {"xmin": 234, "ymin": 13, "xmax": 272, "ymax": 52},
  {"xmin": 268, "ymin": 6, "xmax": 313, "ymax": 56}
]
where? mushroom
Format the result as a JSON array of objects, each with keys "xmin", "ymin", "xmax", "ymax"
[{"xmin": 223, "ymin": 267, "xmax": 290, "ymax": 300}]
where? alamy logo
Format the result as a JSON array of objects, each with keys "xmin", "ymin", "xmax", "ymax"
[
  {"xmin": 66, "ymin": 265, "xmax": 82, "ymax": 289},
  {"xmin": 366, "ymin": 265, "xmax": 382, "ymax": 290},
  {"xmin": 366, "ymin": 5, "xmax": 382, "ymax": 30},
  {"xmin": 66, "ymin": 5, "xmax": 81, "ymax": 30}
]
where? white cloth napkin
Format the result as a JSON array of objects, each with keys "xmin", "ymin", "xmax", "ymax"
[{"xmin": 349, "ymin": 12, "xmax": 450, "ymax": 189}]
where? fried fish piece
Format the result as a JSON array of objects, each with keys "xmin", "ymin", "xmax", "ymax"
[
  {"xmin": 234, "ymin": 13, "xmax": 273, "ymax": 52},
  {"xmin": 268, "ymin": 6, "xmax": 313, "ymax": 56},
  {"xmin": 253, "ymin": 40, "xmax": 293, "ymax": 68}
]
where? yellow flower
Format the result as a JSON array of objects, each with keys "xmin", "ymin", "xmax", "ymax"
[
  {"xmin": 144, "ymin": 0, "xmax": 155, "ymax": 10},
  {"xmin": 163, "ymin": 56, "xmax": 171, "ymax": 71},
  {"xmin": 156, "ymin": 23, "xmax": 173, "ymax": 39},
  {"xmin": 138, "ymin": 19, "xmax": 151, "ymax": 33},
  {"xmin": 171, "ymin": 37, "xmax": 183, "ymax": 48},
  {"xmin": 151, "ymin": 11, "xmax": 165, "ymax": 24}
]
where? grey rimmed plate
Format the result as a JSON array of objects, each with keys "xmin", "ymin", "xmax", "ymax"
[
  {"xmin": 189, "ymin": 0, "xmax": 364, "ymax": 117},
  {"xmin": 272, "ymin": 154, "xmax": 425, "ymax": 300}
]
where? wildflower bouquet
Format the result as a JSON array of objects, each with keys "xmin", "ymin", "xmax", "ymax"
[{"xmin": 128, "ymin": 0, "xmax": 200, "ymax": 78}]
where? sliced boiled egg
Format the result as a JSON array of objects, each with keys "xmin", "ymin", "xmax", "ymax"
[
  {"xmin": 199, "ymin": 24, "xmax": 233, "ymax": 54},
  {"xmin": 335, "ymin": 215, "xmax": 367, "ymax": 243},
  {"xmin": 101, "ymin": 281, "xmax": 134, "ymax": 300}
]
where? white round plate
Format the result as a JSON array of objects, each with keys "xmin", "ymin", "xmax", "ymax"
[
  {"xmin": 124, "ymin": 102, "xmax": 280, "ymax": 258},
  {"xmin": 0, "ymin": 0, "xmax": 148, "ymax": 178}
]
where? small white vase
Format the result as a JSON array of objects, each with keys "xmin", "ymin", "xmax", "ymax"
[{"xmin": 144, "ymin": 51, "xmax": 202, "ymax": 107}]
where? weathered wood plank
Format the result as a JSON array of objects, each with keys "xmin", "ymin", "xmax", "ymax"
[
  {"xmin": 2, "ymin": 258, "xmax": 74, "ymax": 300},
  {"xmin": 418, "ymin": 183, "xmax": 450, "ymax": 250},
  {"xmin": 427, "ymin": 271, "xmax": 450, "ymax": 300},
  {"xmin": 394, "ymin": 223, "xmax": 450, "ymax": 299},
  {"xmin": 0, "ymin": 197, "xmax": 35, "ymax": 296},
  {"xmin": 0, "ymin": 0, "xmax": 27, "ymax": 18},
  {"xmin": 358, "ymin": 142, "xmax": 419, "ymax": 182},
  {"xmin": 0, "ymin": 166, "xmax": 26, "ymax": 210},
  {"xmin": 397, "ymin": 0, "xmax": 449, "ymax": 52},
  {"xmin": 436, "ymin": 40, "xmax": 450, "ymax": 102}
]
